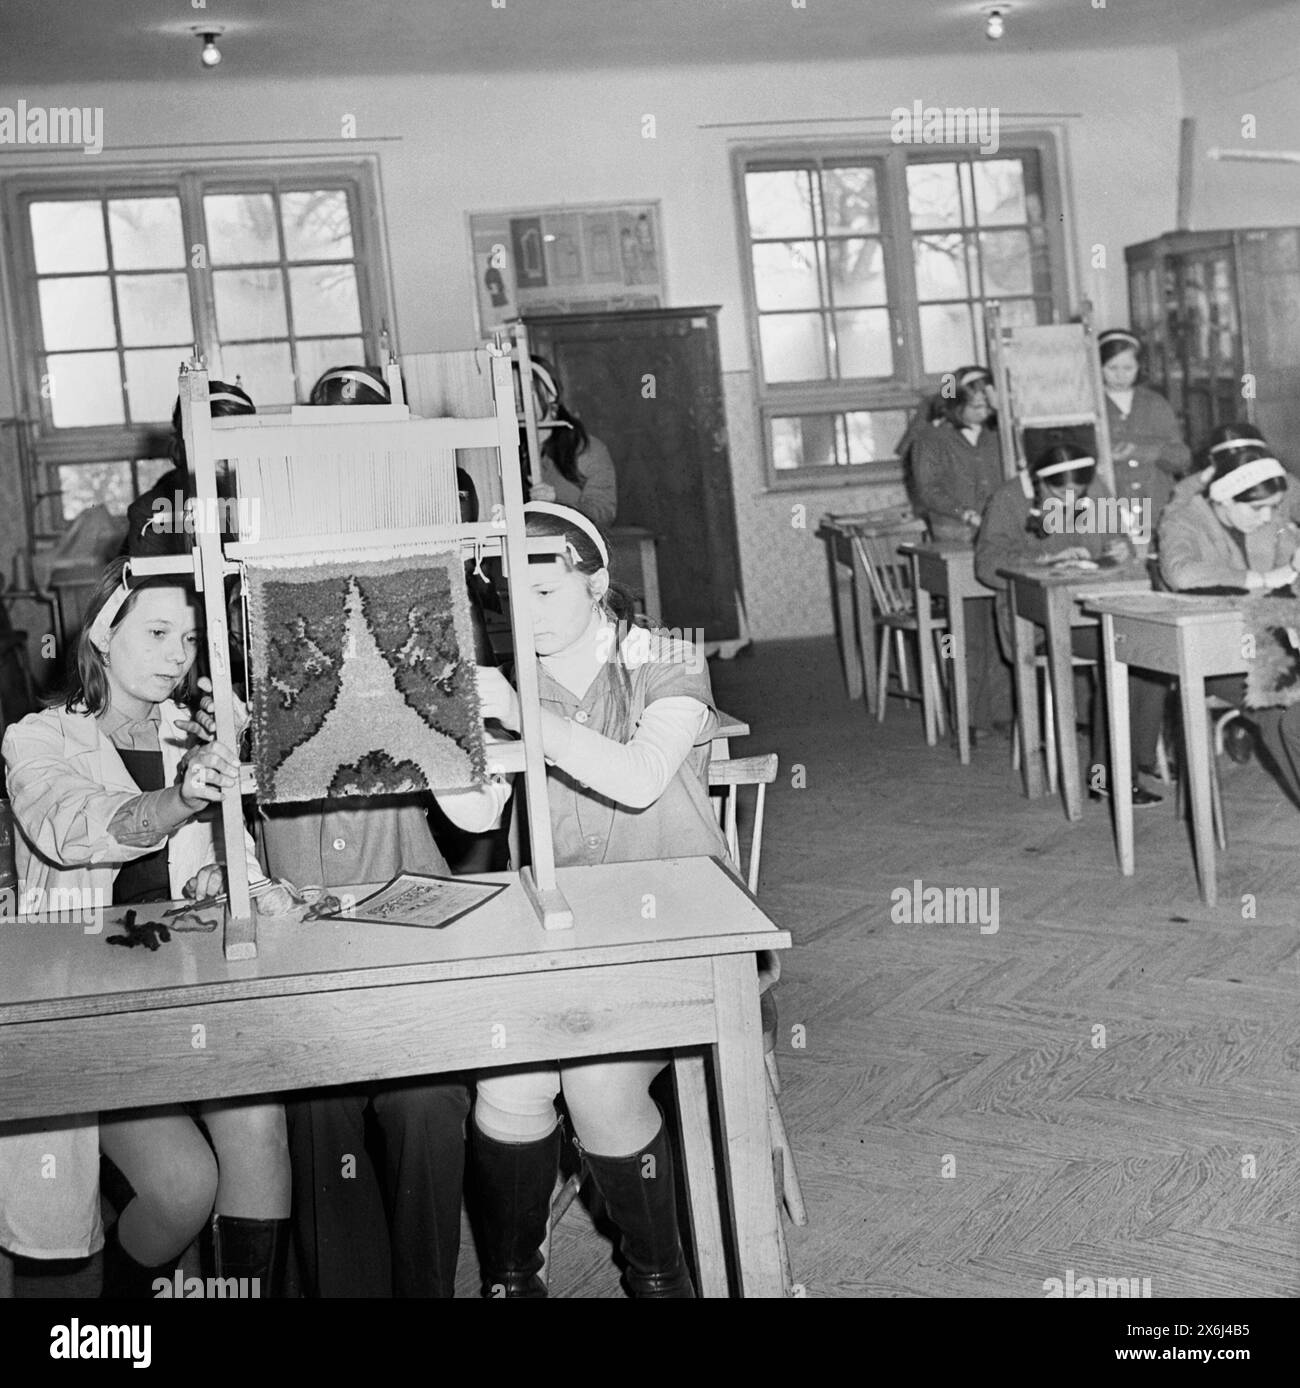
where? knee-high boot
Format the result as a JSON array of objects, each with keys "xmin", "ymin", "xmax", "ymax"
[
  {"xmin": 582, "ymin": 1118, "xmax": 695, "ymax": 1299},
  {"xmin": 212, "ymin": 1216, "xmax": 290, "ymax": 1298},
  {"xmin": 101, "ymin": 1221, "xmax": 175, "ymax": 1300},
  {"xmin": 471, "ymin": 1125, "xmax": 559, "ymax": 1299}
]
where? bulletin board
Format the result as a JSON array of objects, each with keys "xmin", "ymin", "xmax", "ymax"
[{"xmin": 469, "ymin": 201, "xmax": 665, "ymax": 334}]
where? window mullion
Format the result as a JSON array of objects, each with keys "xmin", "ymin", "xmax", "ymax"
[
  {"xmin": 180, "ymin": 173, "xmax": 218, "ymax": 373},
  {"xmin": 882, "ymin": 146, "xmax": 924, "ymax": 387}
]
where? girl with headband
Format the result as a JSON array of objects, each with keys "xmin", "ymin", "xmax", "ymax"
[
  {"xmin": 910, "ymin": 363, "xmax": 1010, "ymax": 741},
  {"xmin": 977, "ymin": 444, "xmax": 1167, "ymax": 807},
  {"xmin": 1158, "ymin": 445, "xmax": 1300, "ymax": 789},
  {"xmin": 471, "ymin": 501, "xmax": 729, "ymax": 1297},
  {"xmin": 517, "ymin": 355, "xmax": 617, "ymax": 527},
  {"xmin": 0, "ymin": 559, "xmax": 293, "ymax": 1296},
  {"xmin": 1097, "ymin": 328, "xmax": 1191, "ymax": 515}
]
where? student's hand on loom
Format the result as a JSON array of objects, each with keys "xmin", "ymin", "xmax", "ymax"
[
  {"xmin": 179, "ymin": 678, "xmax": 251, "ymax": 744},
  {"xmin": 528, "ymin": 483, "xmax": 557, "ymax": 503},
  {"xmin": 476, "ymin": 667, "xmax": 521, "ymax": 733},
  {"xmin": 179, "ymin": 739, "xmax": 240, "ymax": 810},
  {"xmin": 184, "ymin": 864, "xmax": 226, "ymax": 901}
]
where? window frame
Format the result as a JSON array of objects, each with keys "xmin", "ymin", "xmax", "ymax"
[
  {"xmin": 731, "ymin": 134, "xmax": 1072, "ymax": 491},
  {"xmin": 2, "ymin": 158, "xmax": 392, "ymax": 538}
]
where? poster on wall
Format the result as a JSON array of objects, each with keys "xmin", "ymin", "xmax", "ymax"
[{"xmin": 469, "ymin": 202, "xmax": 665, "ymax": 334}]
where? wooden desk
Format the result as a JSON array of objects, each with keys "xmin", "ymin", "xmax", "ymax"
[
  {"xmin": 1086, "ymin": 592, "xmax": 1249, "ymax": 906},
  {"xmin": 607, "ymin": 527, "xmax": 662, "ymax": 622},
  {"xmin": 712, "ymin": 711, "xmax": 749, "ymax": 763},
  {"xmin": 901, "ymin": 543, "xmax": 995, "ymax": 764},
  {"xmin": 0, "ymin": 858, "xmax": 791, "ymax": 1297},
  {"xmin": 818, "ymin": 516, "xmax": 875, "ymax": 708},
  {"xmin": 999, "ymin": 563, "xmax": 1152, "ymax": 820}
]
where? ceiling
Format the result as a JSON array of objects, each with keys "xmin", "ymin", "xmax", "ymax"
[{"xmin": 0, "ymin": 0, "xmax": 1291, "ymax": 83}]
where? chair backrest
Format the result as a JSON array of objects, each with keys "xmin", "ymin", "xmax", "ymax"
[
  {"xmin": 853, "ymin": 530, "xmax": 923, "ymax": 618},
  {"xmin": 708, "ymin": 752, "xmax": 778, "ymax": 893}
]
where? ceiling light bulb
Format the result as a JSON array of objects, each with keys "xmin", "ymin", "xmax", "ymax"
[
  {"xmin": 984, "ymin": 7, "xmax": 1008, "ymax": 41},
  {"xmin": 200, "ymin": 35, "xmax": 222, "ymax": 67}
]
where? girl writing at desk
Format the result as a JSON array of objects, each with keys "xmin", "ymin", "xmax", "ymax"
[
  {"xmin": 0, "ymin": 560, "xmax": 290, "ymax": 1296},
  {"xmin": 472, "ymin": 501, "xmax": 726, "ymax": 1298}
]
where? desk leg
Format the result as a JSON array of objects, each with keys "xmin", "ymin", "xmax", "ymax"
[
  {"xmin": 913, "ymin": 573, "xmax": 938, "ymax": 747},
  {"xmin": 711, "ymin": 954, "xmax": 784, "ymax": 1298},
  {"xmin": 850, "ymin": 543, "xmax": 877, "ymax": 717},
  {"xmin": 827, "ymin": 541, "xmax": 864, "ymax": 703},
  {"xmin": 1101, "ymin": 614, "xmax": 1135, "ymax": 876},
  {"xmin": 1179, "ymin": 667, "xmax": 1218, "ymax": 906},
  {"xmin": 949, "ymin": 589, "xmax": 970, "ymax": 765},
  {"xmin": 672, "ymin": 1050, "xmax": 730, "ymax": 1298},
  {"xmin": 1009, "ymin": 589, "xmax": 1043, "ymax": 799},
  {"xmin": 1046, "ymin": 595, "xmax": 1083, "ymax": 821}
]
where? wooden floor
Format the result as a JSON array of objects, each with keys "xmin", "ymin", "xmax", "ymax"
[{"xmin": 489, "ymin": 635, "xmax": 1300, "ymax": 1298}]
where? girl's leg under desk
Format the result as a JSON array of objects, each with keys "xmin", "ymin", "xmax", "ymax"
[
  {"xmin": 559, "ymin": 1054, "xmax": 666, "ymax": 1156},
  {"xmin": 200, "ymin": 1099, "xmax": 290, "ymax": 1218}
]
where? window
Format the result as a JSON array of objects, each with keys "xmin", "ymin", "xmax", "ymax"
[
  {"xmin": 735, "ymin": 138, "xmax": 1068, "ymax": 487},
  {"xmin": 5, "ymin": 163, "xmax": 388, "ymax": 532}
]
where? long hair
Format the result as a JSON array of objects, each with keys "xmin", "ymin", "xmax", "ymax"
[
  {"xmin": 57, "ymin": 558, "xmax": 202, "ymax": 716},
  {"xmin": 523, "ymin": 354, "xmax": 590, "ymax": 489}
]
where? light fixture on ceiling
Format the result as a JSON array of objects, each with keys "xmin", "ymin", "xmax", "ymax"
[
  {"xmin": 191, "ymin": 25, "xmax": 225, "ymax": 68},
  {"xmin": 981, "ymin": 5, "xmax": 1010, "ymax": 41}
]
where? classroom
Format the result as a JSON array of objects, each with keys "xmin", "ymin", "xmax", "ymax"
[{"xmin": 0, "ymin": 0, "xmax": 1296, "ymax": 1328}]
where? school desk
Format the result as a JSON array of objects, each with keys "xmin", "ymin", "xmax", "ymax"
[
  {"xmin": 818, "ymin": 515, "xmax": 874, "ymax": 706},
  {"xmin": 0, "ymin": 858, "xmax": 791, "ymax": 1298},
  {"xmin": 900, "ymin": 542, "xmax": 996, "ymax": 764},
  {"xmin": 1085, "ymin": 592, "xmax": 1249, "ymax": 906},
  {"xmin": 998, "ymin": 562, "xmax": 1152, "ymax": 820}
]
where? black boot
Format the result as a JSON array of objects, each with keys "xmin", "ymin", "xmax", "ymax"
[
  {"xmin": 583, "ymin": 1118, "xmax": 695, "ymax": 1299},
  {"xmin": 212, "ymin": 1215, "xmax": 289, "ymax": 1298},
  {"xmin": 472, "ymin": 1125, "xmax": 559, "ymax": 1299},
  {"xmin": 101, "ymin": 1221, "xmax": 174, "ymax": 1300}
]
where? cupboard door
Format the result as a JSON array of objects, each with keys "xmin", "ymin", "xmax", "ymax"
[{"xmin": 528, "ymin": 310, "xmax": 743, "ymax": 641}]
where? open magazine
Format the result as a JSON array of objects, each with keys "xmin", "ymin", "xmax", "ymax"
[{"xmin": 344, "ymin": 873, "xmax": 507, "ymax": 930}]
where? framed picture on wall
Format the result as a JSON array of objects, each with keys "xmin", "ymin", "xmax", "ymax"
[{"xmin": 469, "ymin": 201, "xmax": 666, "ymax": 334}]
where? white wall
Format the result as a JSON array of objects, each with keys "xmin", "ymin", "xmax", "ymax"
[{"xmin": 0, "ymin": 45, "xmax": 1184, "ymax": 640}]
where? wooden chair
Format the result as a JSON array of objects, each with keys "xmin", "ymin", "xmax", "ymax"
[{"xmin": 1012, "ymin": 654, "xmax": 1097, "ymax": 795}]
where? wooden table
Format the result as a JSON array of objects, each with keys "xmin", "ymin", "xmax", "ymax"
[
  {"xmin": 0, "ymin": 858, "xmax": 791, "ymax": 1298},
  {"xmin": 999, "ymin": 562, "xmax": 1152, "ymax": 820},
  {"xmin": 901, "ymin": 542, "xmax": 995, "ymax": 764},
  {"xmin": 818, "ymin": 515, "xmax": 876, "ymax": 708},
  {"xmin": 607, "ymin": 526, "xmax": 662, "ymax": 622},
  {"xmin": 1086, "ymin": 592, "xmax": 1249, "ymax": 906}
]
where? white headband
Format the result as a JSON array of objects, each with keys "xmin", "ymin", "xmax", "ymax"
[
  {"xmin": 1208, "ymin": 436, "xmax": 1261, "ymax": 456},
  {"xmin": 207, "ymin": 391, "xmax": 252, "ymax": 410},
  {"xmin": 524, "ymin": 501, "xmax": 609, "ymax": 567},
  {"xmin": 1036, "ymin": 455, "xmax": 1097, "ymax": 479},
  {"xmin": 530, "ymin": 361, "xmax": 559, "ymax": 400},
  {"xmin": 315, "ymin": 368, "xmax": 389, "ymax": 400},
  {"xmin": 1208, "ymin": 456, "xmax": 1286, "ymax": 502},
  {"xmin": 87, "ymin": 567, "xmax": 133, "ymax": 650},
  {"xmin": 1099, "ymin": 330, "xmax": 1140, "ymax": 350},
  {"xmin": 957, "ymin": 369, "xmax": 989, "ymax": 389}
]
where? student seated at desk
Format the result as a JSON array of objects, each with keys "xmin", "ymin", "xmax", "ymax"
[
  {"xmin": 976, "ymin": 444, "xmax": 1166, "ymax": 807},
  {"xmin": 472, "ymin": 501, "xmax": 729, "ymax": 1298},
  {"xmin": 0, "ymin": 560, "xmax": 291, "ymax": 1297},
  {"xmin": 1158, "ymin": 444, "xmax": 1300, "ymax": 796}
]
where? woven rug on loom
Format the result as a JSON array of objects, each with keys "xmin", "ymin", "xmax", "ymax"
[
  {"xmin": 246, "ymin": 551, "xmax": 487, "ymax": 804},
  {"xmin": 1243, "ymin": 595, "xmax": 1300, "ymax": 709}
]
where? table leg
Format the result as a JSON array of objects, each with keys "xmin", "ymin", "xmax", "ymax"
[
  {"xmin": 948, "ymin": 588, "xmax": 970, "ymax": 765},
  {"xmin": 671, "ymin": 1049, "xmax": 730, "ymax": 1298},
  {"xmin": 850, "ymin": 541, "xmax": 877, "ymax": 717},
  {"xmin": 826, "ymin": 539, "xmax": 863, "ymax": 703},
  {"xmin": 1179, "ymin": 666, "xmax": 1218, "ymax": 906},
  {"xmin": 1101, "ymin": 614, "xmax": 1135, "ymax": 875},
  {"xmin": 1045, "ymin": 594, "xmax": 1084, "ymax": 821},
  {"xmin": 710, "ymin": 954, "xmax": 784, "ymax": 1298},
  {"xmin": 912, "ymin": 561, "xmax": 938, "ymax": 747},
  {"xmin": 1009, "ymin": 587, "xmax": 1043, "ymax": 798}
]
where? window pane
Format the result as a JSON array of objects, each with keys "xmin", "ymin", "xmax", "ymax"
[
  {"xmin": 221, "ymin": 341, "xmax": 295, "ymax": 407},
  {"xmin": 827, "ymin": 239, "xmax": 886, "ymax": 306},
  {"xmin": 108, "ymin": 197, "xmax": 186, "ymax": 270},
  {"xmin": 752, "ymin": 242, "xmax": 822, "ymax": 311},
  {"xmin": 770, "ymin": 414, "xmax": 836, "ymax": 469},
  {"xmin": 288, "ymin": 264, "xmax": 362, "ymax": 335},
  {"xmin": 845, "ymin": 410, "xmax": 911, "ymax": 463},
  {"xmin": 58, "ymin": 462, "xmax": 133, "ymax": 521},
  {"xmin": 914, "ymin": 234, "xmax": 971, "ymax": 301},
  {"xmin": 906, "ymin": 163, "xmax": 962, "ymax": 229},
  {"xmin": 117, "ymin": 273, "xmax": 193, "ymax": 346},
  {"xmin": 281, "ymin": 190, "xmax": 354, "ymax": 261},
  {"xmin": 822, "ymin": 166, "xmax": 879, "ymax": 234},
  {"xmin": 296, "ymin": 337, "xmax": 366, "ymax": 398},
  {"xmin": 30, "ymin": 201, "xmax": 107, "ymax": 273},
  {"xmin": 38, "ymin": 276, "xmax": 115, "ymax": 350},
  {"xmin": 759, "ymin": 314, "xmax": 828, "ymax": 382},
  {"xmin": 834, "ymin": 309, "xmax": 894, "ymax": 378},
  {"xmin": 977, "ymin": 230, "xmax": 1033, "ymax": 296},
  {"xmin": 213, "ymin": 269, "xmax": 288, "ymax": 338},
  {"xmin": 125, "ymin": 348, "xmax": 189, "ymax": 422},
  {"xmin": 205, "ymin": 193, "xmax": 280, "ymax": 264},
  {"xmin": 918, "ymin": 303, "xmax": 977, "ymax": 373},
  {"xmin": 136, "ymin": 458, "xmax": 174, "ymax": 491},
  {"xmin": 972, "ymin": 161, "xmax": 1027, "ymax": 228},
  {"xmin": 47, "ymin": 352, "xmax": 123, "ymax": 426},
  {"xmin": 745, "ymin": 170, "xmax": 816, "ymax": 239}
]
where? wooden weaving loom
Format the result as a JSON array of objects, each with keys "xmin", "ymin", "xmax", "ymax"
[{"xmin": 154, "ymin": 329, "xmax": 571, "ymax": 961}]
